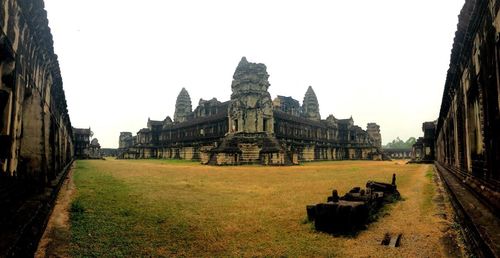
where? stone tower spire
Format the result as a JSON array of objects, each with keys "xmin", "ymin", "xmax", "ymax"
[
  {"xmin": 302, "ymin": 86, "xmax": 321, "ymax": 121},
  {"xmin": 231, "ymin": 57, "xmax": 270, "ymax": 98},
  {"xmin": 228, "ymin": 57, "xmax": 274, "ymax": 133},
  {"xmin": 174, "ymin": 87, "xmax": 192, "ymax": 123},
  {"xmin": 366, "ymin": 123, "xmax": 382, "ymax": 149}
]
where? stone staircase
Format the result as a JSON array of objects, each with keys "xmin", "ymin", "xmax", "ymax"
[
  {"xmin": 239, "ymin": 145, "xmax": 260, "ymax": 163},
  {"xmin": 209, "ymin": 132, "xmax": 288, "ymax": 165}
]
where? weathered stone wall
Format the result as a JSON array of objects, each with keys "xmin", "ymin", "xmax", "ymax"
[
  {"xmin": 301, "ymin": 146, "xmax": 315, "ymax": 161},
  {"xmin": 260, "ymin": 152, "xmax": 285, "ymax": 165},
  {"xmin": 410, "ymin": 121, "xmax": 436, "ymax": 162},
  {"xmin": 73, "ymin": 128, "xmax": 91, "ymax": 159},
  {"xmin": 180, "ymin": 147, "xmax": 195, "ymax": 160},
  {"xmin": 215, "ymin": 153, "xmax": 238, "ymax": 165},
  {"xmin": 366, "ymin": 123, "xmax": 382, "ymax": 149},
  {"xmin": 0, "ymin": 0, "xmax": 73, "ymax": 182},
  {"xmin": 0, "ymin": 0, "xmax": 74, "ymax": 255},
  {"xmin": 119, "ymin": 132, "xmax": 133, "ymax": 148},
  {"xmin": 199, "ymin": 146, "xmax": 213, "ymax": 164},
  {"xmin": 436, "ymin": 0, "xmax": 500, "ymax": 180},
  {"xmin": 88, "ymin": 138, "xmax": 101, "ymax": 159},
  {"xmin": 141, "ymin": 148, "xmax": 154, "ymax": 159},
  {"xmin": 435, "ymin": 1, "xmax": 500, "ymax": 255}
]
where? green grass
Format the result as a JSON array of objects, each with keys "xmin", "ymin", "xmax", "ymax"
[
  {"xmin": 421, "ymin": 167, "xmax": 437, "ymax": 214},
  {"xmin": 68, "ymin": 159, "xmax": 443, "ymax": 257}
]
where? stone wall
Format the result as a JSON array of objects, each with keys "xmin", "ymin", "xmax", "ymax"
[
  {"xmin": 0, "ymin": 0, "xmax": 73, "ymax": 183},
  {"xmin": 410, "ymin": 121, "xmax": 436, "ymax": 162},
  {"xmin": 301, "ymin": 146, "xmax": 315, "ymax": 161},
  {"xmin": 366, "ymin": 123, "xmax": 382, "ymax": 149},
  {"xmin": 436, "ymin": 0, "xmax": 500, "ymax": 181},
  {"xmin": 0, "ymin": 0, "xmax": 74, "ymax": 255},
  {"xmin": 435, "ymin": 1, "xmax": 500, "ymax": 255}
]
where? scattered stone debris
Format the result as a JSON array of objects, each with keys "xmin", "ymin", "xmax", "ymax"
[
  {"xmin": 381, "ymin": 233, "xmax": 402, "ymax": 247},
  {"xmin": 306, "ymin": 174, "xmax": 400, "ymax": 233}
]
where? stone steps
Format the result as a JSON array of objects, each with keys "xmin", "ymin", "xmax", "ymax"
[
  {"xmin": 240, "ymin": 149, "xmax": 260, "ymax": 162},
  {"xmin": 239, "ymin": 141, "xmax": 261, "ymax": 162}
]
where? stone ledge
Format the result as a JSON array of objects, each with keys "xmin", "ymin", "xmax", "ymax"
[
  {"xmin": 435, "ymin": 162, "xmax": 500, "ymax": 257},
  {"xmin": 0, "ymin": 160, "xmax": 73, "ymax": 257}
]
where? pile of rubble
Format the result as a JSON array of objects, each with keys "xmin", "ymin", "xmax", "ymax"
[{"xmin": 306, "ymin": 174, "xmax": 400, "ymax": 233}]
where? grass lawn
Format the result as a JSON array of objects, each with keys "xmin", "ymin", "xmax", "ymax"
[{"xmin": 68, "ymin": 159, "xmax": 449, "ymax": 257}]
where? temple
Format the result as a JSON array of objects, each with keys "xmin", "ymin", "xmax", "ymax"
[
  {"xmin": 73, "ymin": 127, "xmax": 102, "ymax": 159},
  {"xmin": 118, "ymin": 57, "xmax": 383, "ymax": 165}
]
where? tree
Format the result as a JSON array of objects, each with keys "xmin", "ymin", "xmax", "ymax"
[
  {"xmin": 405, "ymin": 137, "xmax": 416, "ymax": 146},
  {"xmin": 384, "ymin": 137, "xmax": 416, "ymax": 149}
]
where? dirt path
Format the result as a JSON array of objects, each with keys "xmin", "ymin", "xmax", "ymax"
[{"xmin": 35, "ymin": 168, "xmax": 75, "ymax": 258}]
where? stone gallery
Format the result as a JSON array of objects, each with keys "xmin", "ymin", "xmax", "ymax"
[
  {"xmin": 0, "ymin": 0, "xmax": 74, "ymax": 255},
  {"xmin": 118, "ymin": 57, "xmax": 383, "ymax": 165},
  {"xmin": 433, "ymin": 0, "xmax": 500, "ymax": 255},
  {"xmin": 0, "ymin": 0, "xmax": 73, "ymax": 181},
  {"xmin": 435, "ymin": 0, "xmax": 500, "ymax": 187}
]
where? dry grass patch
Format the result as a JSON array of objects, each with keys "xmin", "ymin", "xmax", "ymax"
[{"xmin": 68, "ymin": 159, "xmax": 451, "ymax": 257}]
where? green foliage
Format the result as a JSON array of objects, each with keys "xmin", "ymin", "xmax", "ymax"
[{"xmin": 384, "ymin": 137, "xmax": 416, "ymax": 149}]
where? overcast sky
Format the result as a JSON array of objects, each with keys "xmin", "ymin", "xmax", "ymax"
[{"xmin": 45, "ymin": 0, "xmax": 465, "ymax": 148}]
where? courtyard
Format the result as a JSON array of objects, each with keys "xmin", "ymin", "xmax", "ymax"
[{"xmin": 38, "ymin": 159, "xmax": 460, "ymax": 257}]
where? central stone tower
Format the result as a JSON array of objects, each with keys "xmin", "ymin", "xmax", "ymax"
[
  {"xmin": 228, "ymin": 57, "xmax": 274, "ymax": 133},
  {"xmin": 208, "ymin": 57, "xmax": 286, "ymax": 165}
]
